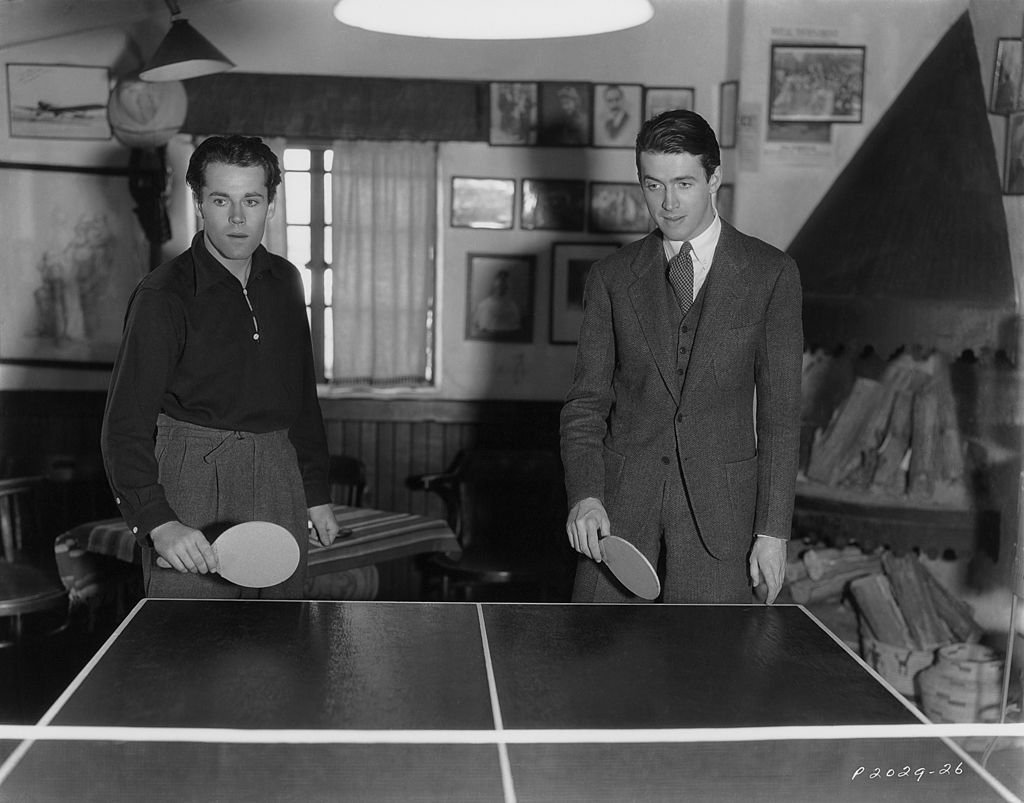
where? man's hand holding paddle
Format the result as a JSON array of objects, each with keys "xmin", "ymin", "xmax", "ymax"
[
  {"xmin": 151, "ymin": 520, "xmax": 219, "ymax": 575},
  {"xmin": 566, "ymin": 497, "xmax": 610, "ymax": 562}
]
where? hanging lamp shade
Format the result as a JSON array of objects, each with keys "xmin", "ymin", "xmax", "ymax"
[
  {"xmin": 333, "ymin": 0, "xmax": 654, "ymax": 39},
  {"xmin": 140, "ymin": 15, "xmax": 235, "ymax": 82}
]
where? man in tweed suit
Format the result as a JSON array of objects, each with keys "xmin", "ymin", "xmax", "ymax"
[{"xmin": 560, "ymin": 109, "xmax": 803, "ymax": 604}]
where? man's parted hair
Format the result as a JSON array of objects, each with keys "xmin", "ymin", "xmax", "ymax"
[
  {"xmin": 186, "ymin": 135, "xmax": 282, "ymax": 202},
  {"xmin": 635, "ymin": 109, "xmax": 721, "ymax": 181}
]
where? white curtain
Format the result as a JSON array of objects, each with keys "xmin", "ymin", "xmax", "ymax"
[
  {"xmin": 262, "ymin": 136, "xmax": 288, "ymax": 253},
  {"xmin": 330, "ymin": 140, "xmax": 437, "ymax": 386}
]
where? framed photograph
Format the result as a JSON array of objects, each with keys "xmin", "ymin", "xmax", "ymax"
[
  {"xmin": 538, "ymin": 82, "xmax": 592, "ymax": 146},
  {"xmin": 550, "ymin": 242, "xmax": 620, "ymax": 344},
  {"xmin": 769, "ymin": 44, "xmax": 866, "ymax": 123},
  {"xmin": 991, "ymin": 38, "xmax": 1023, "ymax": 115},
  {"xmin": 716, "ymin": 183, "xmax": 734, "ymax": 222},
  {"xmin": 592, "ymin": 83, "xmax": 643, "ymax": 148},
  {"xmin": 465, "ymin": 253, "xmax": 536, "ymax": 342},
  {"xmin": 450, "ymin": 177, "xmax": 516, "ymax": 229},
  {"xmin": 1004, "ymin": 111, "xmax": 1024, "ymax": 194},
  {"xmin": 588, "ymin": 181, "xmax": 652, "ymax": 233},
  {"xmin": 643, "ymin": 86, "xmax": 695, "ymax": 120},
  {"xmin": 719, "ymin": 81, "xmax": 739, "ymax": 148},
  {"xmin": 7, "ymin": 63, "xmax": 111, "ymax": 140},
  {"xmin": 489, "ymin": 82, "xmax": 538, "ymax": 145},
  {"xmin": 521, "ymin": 178, "xmax": 586, "ymax": 231},
  {"xmin": 0, "ymin": 162, "xmax": 150, "ymax": 368}
]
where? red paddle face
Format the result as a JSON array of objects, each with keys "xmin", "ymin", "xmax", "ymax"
[{"xmin": 600, "ymin": 536, "xmax": 660, "ymax": 600}]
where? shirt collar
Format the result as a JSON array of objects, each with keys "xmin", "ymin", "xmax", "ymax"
[
  {"xmin": 191, "ymin": 231, "xmax": 282, "ymax": 295},
  {"xmin": 663, "ymin": 213, "xmax": 721, "ymax": 268}
]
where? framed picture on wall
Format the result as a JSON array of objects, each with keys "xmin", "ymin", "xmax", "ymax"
[
  {"xmin": 719, "ymin": 81, "xmax": 739, "ymax": 148},
  {"xmin": 450, "ymin": 177, "xmax": 516, "ymax": 229},
  {"xmin": 592, "ymin": 83, "xmax": 643, "ymax": 148},
  {"xmin": 488, "ymin": 82, "xmax": 539, "ymax": 145},
  {"xmin": 465, "ymin": 253, "xmax": 536, "ymax": 342},
  {"xmin": 1004, "ymin": 111, "xmax": 1024, "ymax": 194},
  {"xmin": 521, "ymin": 178, "xmax": 586, "ymax": 231},
  {"xmin": 6, "ymin": 63, "xmax": 111, "ymax": 140},
  {"xmin": 716, "ymin": 182, "xmax": 734, "ymax": 222},
  {"xmin": 537, "ymin": 81, "xmax": 592, "ymax": 146},
  {"xmin": 643, "ymin": 86, "xmax": 695, "ymax": 119},
  {"xmin": 550, "ymin": 242, "xmax": 621, "ymax": 344},
  {"xmin": 768, "ymin": 44, "xmax": 865, "ymax": 124},
  {"xmin": 991, "ymin": 38, "xmax": 1024, "ymax": 115},
  {"xmin": 0, "ymin": 161, "xmax": 151, "ymax": 368},
  {"xmin": 588, "ymin": 181, "xmax": 652, "ymax": 233}
]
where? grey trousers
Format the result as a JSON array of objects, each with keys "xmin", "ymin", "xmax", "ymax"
[{"xmin": 143, "ymin": 414, "xmax": 309, "ymax": 600}]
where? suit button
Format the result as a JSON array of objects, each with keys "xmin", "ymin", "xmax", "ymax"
[
  {"xmin": 681, "ymin": 325, "xmax": 689, "ymax": 333},
  {"xmin": 661, "ymin": 456, "xmax": 670, "ymax": 464},
  {"xmin": 676, "ymin": 414, "xmax": 683, "ymax": 423},
  {"xmin": 679, "ymin": 346, "xmax": 687, "ymax": 354},
  {"xmin": 677, "ymin": 368, "xmax": 684, "ymax": 375}
]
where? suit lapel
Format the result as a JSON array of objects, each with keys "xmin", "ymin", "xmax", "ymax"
[
  {"xmin": 681, "ymin": 223, "xmax": 747, "ymax": 403},
  {"xmin": 628, "ymin": 232, "xmax": 681, "ymax": 404}
]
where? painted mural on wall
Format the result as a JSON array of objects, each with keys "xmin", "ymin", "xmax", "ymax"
[{"xmin": 0, "ymin": 165, "xmax": 147, "ymax": 367}]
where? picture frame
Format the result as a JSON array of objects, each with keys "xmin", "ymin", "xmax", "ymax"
[
  {"xmin": 549, "ymin": 242, "xmax": 621, "ymax": 344},
  {"xmin": 465, "ymin": 253, "xmax": 536, "ymax": 343},
  {"xmin": 719, "ymin": 81, "xmax": 739, "ymax": 148},
  {"xmin": 1004, "ymin": 111, "xmax": 1024, "ymax": 195},
  {"xmin": 990, "ymin": 38, "xmax": 1024, "ymax": 115},
  {"xmin": 592, "ymin": 83, "xmax": 643, "ymax": 148},
  {"xmin": 6, "ymin": 63, "xmax": 111, "ymax": 140},
  {"xmin": 643, "ymin": 86, "xmax": 695, "ymax": 120},
  {"xmin": 768, "ymin": 44, "xmax": 866, "ymax": 124},
  {"xmin": 450, "ymin": 176, "xmax": 516, "ymax": 229},
  {"xmin": 716, "ymin": 183, "xmax": 734, "ymax": 222},
  {"xmin": 520, "ymin": 178, "xmax": 586, "ymax": 231},
  {"xmin": 537, "ymin": 81, "xmax": 592, "ymax": 146},
  {"xmin": 588, "ymin": 181, "xmax": 652, "ymax": 234},
  {"xmin": 488, "ymin": 82, "xmax": 539, "ymax": 145},
  {"xmin": 0, "ymin": 161, "xmax": 151, "ymax": 368}
]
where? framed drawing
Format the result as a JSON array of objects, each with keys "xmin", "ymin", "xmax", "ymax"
[
  {"xmin": 716, "ymin": 183, "xmax": 734, "ymax": 222},
  {"xmin": 588, "ymin": 182, "xmax": 652, "ymax": 233},
  {"xmin": 489, "ymin": 82, "xmax": 539, "ymax": 145},
  {"xmin": 521, "ymin": 178, "xmax": 586, "ymax": 231},
  {"xmin": 550, "ymin": 242, "xmax": 620, "ymax": 344},
  {"xmin": 450, "ymin": 177, "xmax": 516, "ymax": 229},
  {"xmin": 1004, "ymin": 111, "xmax": 1024, "ymax": 195},
  {"xmin": 6, "ymin": 63, "xmax": 111, "ymax": 140},
  {"xmin": 643, "ymin": 86, "xmax": 695, "ymax": 119},
  {"xmin": 592, "ymin": 83, "xmax": 643, "ymax": 148},
  {"xmin": 465, "ymin": 253, "xmax": 536, "ymax": 343},
  {"xmin": 768, "ymin": 44, "xmax": 866, "ymax": 124},
  {"xmin": 537, "ymin": 81, "xmax": 592, "ymax": 146},
  {"xmin": 991, "ymin": 38, "xmax": 1023, "ymax": 115},
  {"xmin": 719, "ymin": 81, "xmax": 739, "ymax": 148},
  {"xmin": 0, "ymin": 162, "xmax": 150, "ymax": 368}
]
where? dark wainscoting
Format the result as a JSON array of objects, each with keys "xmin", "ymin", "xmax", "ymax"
[{"xmin": 0, "ymin": 391, "xmax": 566, "ymax": 597}]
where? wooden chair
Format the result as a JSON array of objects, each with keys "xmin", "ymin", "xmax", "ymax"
[
  {"xmin": 328, "ymin": 455, "xmax": 368, "ymax": 507},
  {"xmin": 0, "ymin": 477, "xmax": 44, "ymax": 564},
  {"xmin": 407, "ymin": 448, "xmax": 576, "ymax": 601}
]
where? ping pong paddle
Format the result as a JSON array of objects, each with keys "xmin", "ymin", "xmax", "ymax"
[
  {"xmin": 156, "ymin": 521, "xmax": 300, "ymax": 588},
  {"xmin": 599, "ymin": 535, "xmax": 660, "ymax": 600}
]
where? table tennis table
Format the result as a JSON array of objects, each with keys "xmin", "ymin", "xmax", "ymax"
[{"xmin": 0, "ymin": 600, "xmax": 1020, "ymax": 802}]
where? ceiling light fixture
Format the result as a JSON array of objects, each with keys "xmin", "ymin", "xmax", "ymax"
[
  {"xmin": 333, "ymin": 0, "xmax": 654, "ymax": 40},
  {"xmin": 140, "ymin": 0, "xmax": 235, "ymax": 82}
]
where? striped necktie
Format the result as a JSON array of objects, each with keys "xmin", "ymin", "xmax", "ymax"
[{"xmin": 668, "ymin": 242, "xmax": 694, "ymax": 314}]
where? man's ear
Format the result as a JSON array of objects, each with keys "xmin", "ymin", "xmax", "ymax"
[
  {"xmin": 266, "ymin": 196, "xmax": 277, "ymax": 222},
  {"xmin": 192, "ymin": 193, "xmax": 204, "ymax": 220},
  {"xmin": 708, "ymin": 165, "xmax": 723, "ymax": 196}
]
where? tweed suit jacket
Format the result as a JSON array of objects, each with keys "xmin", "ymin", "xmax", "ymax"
[{"xmin": 560, "ymin": 221, "xmax": 803, "ymax": 564}]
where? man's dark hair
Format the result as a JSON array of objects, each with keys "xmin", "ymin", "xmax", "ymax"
[
  {"xmin": 635, "ymin": 109, "xmax": 721, "ymax": 181},
  {"xmin": 186, "ymin": 135, "xmax": 282, "ymax": 202}
]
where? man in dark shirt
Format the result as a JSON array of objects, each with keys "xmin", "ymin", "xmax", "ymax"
[{"xmin": 101, "ymin": 135, "xmax": 339, "ymax": 599}]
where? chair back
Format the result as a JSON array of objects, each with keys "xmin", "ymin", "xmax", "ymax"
[
  {"xmin": 0, "ymin": 478, "xmax": 43, "ymax": 564},
  {"xmin": 328, "ymin": 455, "xmax": 368, "ymax": 507}
]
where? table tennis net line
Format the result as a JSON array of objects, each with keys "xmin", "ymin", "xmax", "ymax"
[{"xmin": 476, "ymin": 602, "xmax": 518, "ymax": 803}]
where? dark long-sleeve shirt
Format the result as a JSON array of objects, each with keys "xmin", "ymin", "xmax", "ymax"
[{"xmin": 101, "ymin": 232, "xmax": 331, "ymax": 544}]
